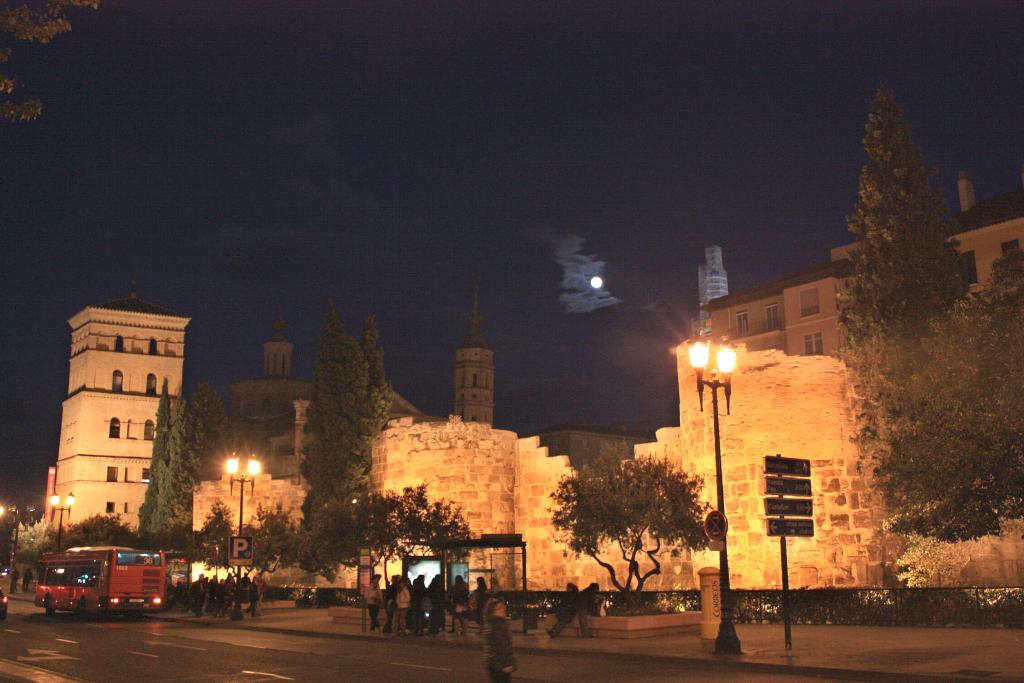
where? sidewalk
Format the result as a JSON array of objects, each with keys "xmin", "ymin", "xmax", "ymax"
[{"xmin": 151, "ymin": 606, "xmax": 1024, "ymax": 681}]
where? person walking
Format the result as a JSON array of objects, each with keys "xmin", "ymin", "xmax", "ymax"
[
  {"xmin": 205, "ymin": 577, "xmax": 219, "ymax": 616},
  {"xmin": 483, "ymin": 596, "xmax": 516, "ymax": 682},
  {"xmin": 547, "ymin": 583, "xmax": 579, "ymax": 637},
  {"xmin": 247, "ymin": 576, "xmax": 261, "ymax": 617},
  {"xmin": 223, "ymin": 575, "xmax": 237, "ymax": 618},
  {"xmin": 9, "ymin": 567, "xmax": 19, "ymax": 594},
  {"xmin": 190, "ymin": 575, "xmax": 205, "ymax": 616},
  {"xmin": 394, "ymin": 577, "xmax": 410, "ymax": 636},
  {"xmin": 411, "ymin": 575, "xmax": 427, "ymax": 636},
  {"xmin": 577, "ymin": 582, "xmax": 597, "ymax": 637},
  {"xmin": 427, "ymin": 575, "xmax": 444, "ymax": 634},
  {"xmin": 450, "ymin": 575, "xmax": 470, "ymax": 636},
  {"xmin": 383, "ymin": 575, "xmax": 397, "ymax": 634},
  {"xmin": 471, "ymin": 576, "xmax": 488, "ymax": 632},
  {"xmin": 363, "ymin": 574, "xmax": 383, "ymax": 631},
  {"xmin": 21, "ymin": 568, "xmax": 32, "ymax": 593}
]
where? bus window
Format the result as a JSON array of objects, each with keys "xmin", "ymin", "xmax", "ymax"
[
  {"xmin": 72, "ymin": 566, "xmax": 99, "ymax": 587},
  {"xmin": 47, "ymin": 566, "xmax": 68, "ymax": 586},
  {"xmin": 116, "ymin": 551, "xmax": 162, "ymax": 566}
]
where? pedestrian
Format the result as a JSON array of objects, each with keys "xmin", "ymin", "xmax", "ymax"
[
  {"xmin": 223, "ymin": 575, "xmax": 237, "ymax": 617},
  {"xmin": 190, "ymin": 575, "xmax": 205, "ymax": 616},
  {"xmin": 22, "ymin": 568, "xmax": 32, "ymax": 593},
  {"xmin": 363, "ymin": 574, "xmax": 383, "ymax": 631},
  {"xmin": 483, "ymin": 596, "xmax": 516, "ymax": 683},
  {"xmin": 577, "ymin": 583, "xmax": 597, "ymax": 637},
  {"xmin": 427, "ymin": 575, "xmax": 445, "ymax": 634},
  {"xmin": 411, "ymin": 575, "xmax": 427, "ymax": 635},
  {"xmin": 394, "ymin": 577, "xmax": 410, "ymax": 636},
  {"xmin": 450, "ymin": 575, "xmax": 470, "ymax": 636},
  {"xmin": 547, "ymin": 583, "xmax": 579, "ymax": 638},
  {"xmin": 470, "ymin": 576, "xmax": 488, "ymax": 632},
  {"xmin": 247, "ymin": 576, "xmax": 260, "ymax": 617},
  {"xmin": 383, "ymin": 575, "xmax": 397, "ymax": 634},
  {"xmin": 9, "ymin": 567, "xmax": 19, "ymax": 594}
]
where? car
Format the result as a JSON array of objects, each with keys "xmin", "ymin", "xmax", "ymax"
[{"xmin": 0, "ymin": 587, "xmax": 8, "ymax": 620}]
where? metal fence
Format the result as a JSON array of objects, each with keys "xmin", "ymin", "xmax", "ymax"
[{"xmin": 266, "ymin": 586, "xmax": 1024, "ymax": 628}]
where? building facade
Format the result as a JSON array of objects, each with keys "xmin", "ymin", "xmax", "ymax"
[
  {"xmin": 50, "ymin": 290, "xmax": 189, "ymax": 527},
  {"xmin": 692, "ymin": 245, "xmax": 728, "ymax": 338}
]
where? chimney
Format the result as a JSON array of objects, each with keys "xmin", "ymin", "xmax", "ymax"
[{"xmin": 957, "ymin": 171, "xmax": 976, "ymax": 212}]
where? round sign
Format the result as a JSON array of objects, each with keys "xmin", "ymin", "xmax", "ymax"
[{"xmin": 704, "ymin": 510, "xmax": 729, "ymax": 542}]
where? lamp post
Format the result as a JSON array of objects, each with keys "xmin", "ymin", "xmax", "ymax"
[
  {"xmin": 226, "ymin": 454, "xmax": 260, "ymax": 621},
  {"xmin": 688, "ymin": 340, "xmax": 742, "ymax": 655},
  {"xmin": 2, "ymin": 505, "xmax": 37, "ymax": 593},
  {"xmin": 49, "ymin": 494, "xmax": 75, "ymax": 553}
]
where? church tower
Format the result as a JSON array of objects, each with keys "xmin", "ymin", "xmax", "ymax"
[
  {"xmin": 50, "ymin": 285, "xmax": 189, "ymax": 527},
  {"xmin": 262, "ymin": 314, "xmax": 293, "ymax": 377},
  {"xmin": 454, "ymin": 288, "xmax": 494, "ymax": 424}
]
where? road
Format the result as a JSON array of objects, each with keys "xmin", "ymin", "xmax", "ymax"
[{"xmin": 0, "ymin": 599, "xmax": 837, "ymax": 682}]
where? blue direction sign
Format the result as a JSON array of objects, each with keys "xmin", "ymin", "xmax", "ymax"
[
  {"xmin": 765, "ymin": 476, "xmax": 812, "ymax": 497},
  {"xmin": 767, "ymin": 518, "xmax": 814, "ymax": 537},
  {"xmin": 764, "ymin": 455, "xmax": 811, "ymax": 477},
  {"xmin": 765, "ymin": 498, "xmax": 813, "ymax": 517}
]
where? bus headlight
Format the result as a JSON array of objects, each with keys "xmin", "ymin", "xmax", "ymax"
[{"xmin": 152, "ymin": 597, "xmax": 161, "ymax": 605}]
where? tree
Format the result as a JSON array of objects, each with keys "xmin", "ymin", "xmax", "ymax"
[
  {"xmin": 159, "ymin": 399, "xmax": 200, "ymax": 533},
  {"xmin": 250, "ymin": 504, "xmax": 302, "ymax": 577},
  {"xmin": 193, "ymin": 501, "xmax": 234, "ymax": 572},
  {"xmin": 878, "ymin": 250, "xmax": 1024, "ymax": 540},
  {"xmin": 894, "ymin": 532, "xmax": 970, "ymax": 588},
  {"xmin": 189, "ymin": 382, "xmax": 226, "ymax": 481},
  {"xmin": 0, "ymin": 0, "xmax": 99, "ymax": 122},
  {"xmin": 14, "ymin": 519, "xmax": 54, "ymax": 566},
  {"xmin": 138, "ymin": 379, "xmax": 172, "ymax": 535},
  {"xmin": 551, "ymin": 457, "xmax": 707, "ymax": 606},
  {"xmin": 361, "ymin": 315, "xmax": 392, "ymax": 438},
  {"xmin": 62, "ymin": 514, "xmax": 139, "ymax": 549}
]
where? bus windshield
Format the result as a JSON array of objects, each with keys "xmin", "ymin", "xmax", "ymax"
[{"xmin": 115, "ymin": 551, "xmax": 162, "ymax": 566}]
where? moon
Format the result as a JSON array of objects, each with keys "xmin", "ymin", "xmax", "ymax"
[{"xmin": 590, "ymin": 276, "xmax": 603, "ymax": 289}]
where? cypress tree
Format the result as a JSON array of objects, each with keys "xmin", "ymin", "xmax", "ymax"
[
  {"xmin": 160, "ymin": 399, "xmax": 200, "ymax": 531},
  {"xmin": 138, "ymin": 379, "xmax": 172, "ymax": 534},
  {"xmin": 189, "ymin": 382, "xmax": 226, "ymax": 480},
  {"xmin": 362, "ymin": 315, "xmax": 391, "ymax": 438}
]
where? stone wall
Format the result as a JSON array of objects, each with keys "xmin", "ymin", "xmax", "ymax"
[{"xmin": 192, "ymin": 472, "xmax": 306, "ymax": 532}]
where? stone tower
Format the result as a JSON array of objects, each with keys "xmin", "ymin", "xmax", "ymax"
[
  {"xmin": 453, "ymin": 288, "xmax": 494, "ymax": 424},
  {"xmin": 262, "ymin": 314, "xmax": 293, "ymax": 377},
  {"xmin": 50, "ymin": 285, "xmax": 189, "ymax": 527}
]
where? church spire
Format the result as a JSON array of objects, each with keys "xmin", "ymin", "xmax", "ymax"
[{"xmin": 454, "ymin": 282, "xmax": 494, "ymax": 424}]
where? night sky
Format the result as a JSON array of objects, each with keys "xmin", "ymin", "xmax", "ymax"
[{"xmin": 2, "ymin": 2, "xmax": 1023, "ymax": 505}]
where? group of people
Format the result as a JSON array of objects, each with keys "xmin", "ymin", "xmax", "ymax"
[
  {"xmin": 183, "ymin": 573, "xmax": 265, "ymax": 618},
  {"xmin": 547, "ymin": 582, "xmax": 601, "ymax": 638},
  {"xmin": 361, "ymin": 574, "xmax": 516, "ymax": 682},
  {"xmin": 7, "ymin": 567, "xmax": 33, "ymax": 594}
]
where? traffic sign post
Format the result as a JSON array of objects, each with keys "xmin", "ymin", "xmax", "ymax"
[
  {"xmin": 704, "ymin": 510, "xmax": 729, "ymax": 543},
  {"xmin": 228, "ymin": 535, "xmax": 254, "ymax": 566},
  {"xmin": 763, "ymin": 454, "xmax": 814, "ymax": 654}
]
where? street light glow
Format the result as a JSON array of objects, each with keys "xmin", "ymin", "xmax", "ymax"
[
  {"xmin": 226, "ymin": 457, "xmax": 240, "ymax": 474},
  {"xmin": 65, "ymin": 494, "xmax": 75, "ymax": 507},
  {"xmin": 717, "ymin": 347, "xmax": 737, "ymax": 374},
  {"xmin": 50, "ymin": 494, "xmax": 60, "ymax": 507},
  {"xmin": 688, "ymin": 341, "xmax": 709, "ymax": 370},
  {"xmin": 247, "ymin": 458, "xmax": 261, "ymax": 476}
]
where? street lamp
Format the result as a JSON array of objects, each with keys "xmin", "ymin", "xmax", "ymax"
[
  {"xmin": 2, "ymin": 505, "xmax": 37, "ymax": 593},
  {"xmin": 49, "ymin": 494, "xmax": 74, "ymax": 553},
  {"xmin": 688, "ymin": 340, "xmax": 742, "ymax": 655},
  {"xmin": 226, "ymin": 454, "xmax": 260, "ymax": 621}
]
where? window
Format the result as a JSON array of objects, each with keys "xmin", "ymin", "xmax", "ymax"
[
  {"xmin": 765, "ymin": 303, "xmax": 781, "ymax": 330},
  {"xmin": 114, "ymin": 335, "xmax": 124, "ymax": 352},
  {"xmin": 142, "ymin": 468, "xmax": 151, "ymax": 482},
  {"xmin": 116, "ymin": 551, "xmax": 161, "ymax": 566},
  {"xmin": 144, "ymin": 420, "xmax": 155, "ymax": 441},
  {"xmin": 108, "ymin": 418, "xmax": 121, "ymax": 439},
  {"xmin": 123, "ymin": 502, "xmax": 129, "ymax": 514},
  {"xmin": 146, "ymin": 373, "xmax": 157, "ymax": 396},
  {"xmin": 106, "ymin": 502, "xmax": 115, "ymax": 513},
  {"xmin": 1002, "ymin": 239, "xmax": 1020, "ymax": 255},
  {"xmin": 959, "ymin": 251, "xmax": 978, "ymax": 285},
  {"xmin": 472, "ymin": 373, "xmax": 478, "ymax": 387},
  {"xmin": 736, "ymin": 311, "xmax": 749, "ymax": 336},
  {"xmin": 112, "ymin": 370, "xmax": 123, "ymax": 393},
  {"xmin": 803, "ymin": 332, "xmax": 824, "ymax": 355},
  {"xmin": 148, "ymin": 338, "xmax": 158, "ymax": 355},
  {"xmin": 106, "ymin": 466, "xmax": 118, "ymax": 482},
  {"xmin": 124, "ymin": 467, "xmax": 131, "ymax": 482},
  {"xmin": 799, "ymin": 289, "xmax": 820, "ymax": 317}
]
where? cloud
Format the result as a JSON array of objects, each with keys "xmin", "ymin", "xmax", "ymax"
[{"xmin": 525, "ymin": 228, "xmax": 622, "ymax": 313}]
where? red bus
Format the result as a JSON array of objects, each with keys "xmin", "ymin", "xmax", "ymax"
[{"xmin": 36, "ymin": 547, "xmax": 165, "ymax": 616}]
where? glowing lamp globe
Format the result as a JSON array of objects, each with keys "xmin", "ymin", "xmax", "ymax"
[
  {"xmin": 717, "ymin": 347, "xmax": 737, "ymax": 374},
  {"xmin": 50, "ymin": 494, "xmax": 60, "ymax": 507},
  {"xmin": 688, "ymin": 341, "xmax": 709, "ymax": 370},
  {"xmin": 247, "ymin": 459, "xmax": 261, "ymax": 476},
  {"xmin": 65, "ymin": 494, "xmax": 75, "ymax": 507},
  {"xmin": 226, "ymin": 457, "xmax": 240, "ymax": 474}
]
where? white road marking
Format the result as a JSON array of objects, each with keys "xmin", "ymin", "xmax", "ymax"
[
  {"xmin": 127, "ymin": 651, "xmax": 159, "ymax": 658},
  {"xmin": 17, "ymin": 649, "xmax": 80, "ymax": 663},
  {"xmin": 54, "ymin": 638, "xmax": 78, "ymax": 644},
  {"xmin": 389, "ymin": 662, "xmax": 453, "ymax": 672},
  {"xmin": 143, "ymin": 639, "xmax": 207, "ymax": 651},
  {"xmin": 0, "ymin": 657, "xmax": 79, "ymax": 682},
  {"xmin": 3, "ymin": 628, "xmax": 22, "ymax": 633},
  {"xmin": 241, "ymin": 672, "xmax": 295, "ymax": 681}
]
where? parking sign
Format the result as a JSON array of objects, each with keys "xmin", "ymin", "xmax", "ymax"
[{"xmin": 229, "ymin": 535, "xmax": 254, "ymax": 566}]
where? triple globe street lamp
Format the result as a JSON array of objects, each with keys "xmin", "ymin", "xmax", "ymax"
[
  {"xmin": 687, "ymin": 339, "xmax": 743, "ymax": 655},
  {"xmin": 226, "ymin": 454, "xmax": 260, "ymax": 621},
  {"xmin": 49, "ymin": 494, "xmax": 75, "ymax": 553}
]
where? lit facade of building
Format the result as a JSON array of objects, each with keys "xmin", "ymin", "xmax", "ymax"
[
  {"xmin": 51, "ymin": 290, "xmax": 189, "ymax": 527},
  {"xmin": 693, "ymin": 245, "xmax": 728, "ymax": 337},
  {"xmin": 453, "ymin": 290, "xmax": 494, "ymax": 424}
]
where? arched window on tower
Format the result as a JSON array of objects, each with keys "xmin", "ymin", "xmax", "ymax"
[
  {"xmin": 144, "ymin": 420, "xmax": 155, "ymax": 440},
  {"xmin": 146, "ymin": 374, "xmax": 157, "ymax": 396},
  {"xmin": 112, "ymin": 370, "xmax": 123, "ymax": 393},
  {"xmin": 109, "ymin": 418, "xmax": 121, "ymax": 439},
  {"xmin": 114, "ymin": 335, "xmax": 124, "ymax": 352},
  {"xmin": 148, "ymin": 338, "xmax": 158, "ymax": 355}
]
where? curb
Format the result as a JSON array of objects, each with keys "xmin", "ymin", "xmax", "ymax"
[{"xmin": 147, "ymin": 613, "xmax": 1014, "ymax": 682}]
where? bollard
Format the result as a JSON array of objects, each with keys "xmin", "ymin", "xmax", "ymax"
[{"xmin": 698, "ymin": 566, "xmax": 722, "ymax": 640}]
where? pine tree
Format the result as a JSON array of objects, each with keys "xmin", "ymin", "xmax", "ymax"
[
  {"xmin": 138, "ymin": 379, "xmax": 172, "ymax": 534},
  {"xmin": 362, "ymin": 315, "xmax": 391, "ymax": 438},
  {"xmin": 301, "ymin": 301, "xmax": 371, "ymax": 521}
]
